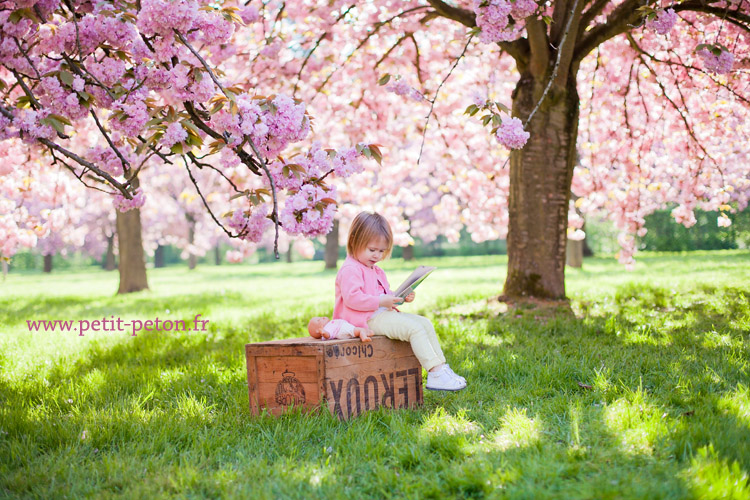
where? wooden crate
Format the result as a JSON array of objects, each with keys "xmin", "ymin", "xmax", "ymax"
[{"xmin": 245, "ymin": 336, "xmax": 423, "ymax": 419}]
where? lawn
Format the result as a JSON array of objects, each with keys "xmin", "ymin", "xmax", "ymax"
[{"xmin": 1, "ymin": 251, "xmax": 749, "ymax": 499}]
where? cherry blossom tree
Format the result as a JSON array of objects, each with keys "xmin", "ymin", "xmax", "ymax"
[
  {"xmin": 3, "ymin": 0, "xmax": 750, "ymax": 301},
  {"xmin": 0, "ymin": 0, "xmax": 379, "ymax": 292},
  {"xmin": 259, "ymin": 0, "xmax": 750, "ymax": 298}
]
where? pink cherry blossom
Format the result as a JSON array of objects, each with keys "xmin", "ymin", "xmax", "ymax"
[
  {"xmin": 386, "ymin": 80, "xmax": 423, "ymax": 101},
  {"xmin": 160, "ymin": 122, "xmax": 188, "ymax": 149},
  {"xmin": 495, "ymin": 117, "xmax": 529, "ymax": 149},
  {"xmin": 114, "ymin": 188, "xmax": 146, "ymax": 212},
  {"xmin": 646, "ymin": 9, "xmax": 678, "ymax": 35},
  {"xmin": 698, "ymin": 48, "xmax": 735, "ymax": 74}
]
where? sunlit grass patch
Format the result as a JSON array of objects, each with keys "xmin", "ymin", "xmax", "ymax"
[
  {"xmin": 1, "ymin": 251, "xmax": 749, "ymax": 498},
  {"xmin": 684, "ymin": 445, "xmax": 750, "ymax": 500},
  {"xmin": 486, "ymin": 407, "xmax": 542, "ymax": 452}
]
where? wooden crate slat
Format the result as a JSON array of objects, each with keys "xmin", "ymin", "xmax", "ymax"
[
  {"xmin": 324, "ymin": 357, "xmax": 423, "ymax": 419},
  {"xmin": 254, "ymin": 356, "xmax": 320, "ymax": 382},
  {"xmin": 246, "ymin": 336, "xmax": 423, "ymax": 420}
]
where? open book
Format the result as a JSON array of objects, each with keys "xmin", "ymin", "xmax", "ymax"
[{"xmin": 393, "ymin": 266, "xmax": 436, "ymax": 299}]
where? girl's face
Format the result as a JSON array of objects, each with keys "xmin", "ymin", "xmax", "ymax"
[{"xmin": 356, "ymin": 236, "xmax": 389, "ymax": 268}]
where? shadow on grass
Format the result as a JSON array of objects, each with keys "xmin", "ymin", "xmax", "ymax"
[
  {"xmin": 432, "ymin": 281, "xmax": 750, "ymax": 496},
  {"xmin": 1, "ymin": 280, "xmax": 749, "ymax": 498}
]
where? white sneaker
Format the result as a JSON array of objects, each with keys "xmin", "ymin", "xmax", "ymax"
[
  {"xmin": 426, "ymin": 365, "xmax": 467, "ymax": 391},
  {"xmin": 445, "ymin": 365, "xmax": 466, "ymax": 384}
]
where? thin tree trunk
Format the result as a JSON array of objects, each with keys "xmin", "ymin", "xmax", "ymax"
[
  {"xmin": 154, "ymin": 244, "xmax": 165, "ymax": 268},
  {"xmin": 566, "ymin": 239, "xmax": 583, "ymax": 268},
  {"xmin": 116, "ymin": 208, "xmax": 149, "ymax": 294},
  {"xmin": 504, "ymin": 74, "xmax": 579, "ymax": 299},
  {"xmin": 187, "ymin": 216, "xmax": 197, "ymax": 270},
  {"xmin": 402, "ymin": 245, "xmax": 414, "ymax": 261},
  {"xmin": 104, "ymin": 234, "xmax": 117, "ymax": 270},
  {"xmin": 286, "ymin": 241, "xmax": 293, "ymax": 263},
  {"xmin": 43, "ymin": 254, "xmax": 53, "ymax": 273},
  {"xmin": 324, "ymin": 219, "xmax": 339, "ymax": 269},
  {"xmin": 214, "ymin": 244, "xmax": 221, "ymax": 265},
  {"xmin": 2, "ymin": 259, "xmax": 7, "ymax": 281},
  {"xmin": 582, "ymin": 223, "xmax": 594, "ymax": 257}
]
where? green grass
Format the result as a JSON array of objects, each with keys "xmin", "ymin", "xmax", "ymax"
[{"xmin": 1, "ymin": 251, "xmax": 749, "ymax": 499}]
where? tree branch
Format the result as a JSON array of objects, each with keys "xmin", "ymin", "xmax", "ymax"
[
  {"xmin": 427, "ymin": 0, "xmax": 529, "ymax": 63},
  {"xmin": 526, "ymin": 17, "xmax": 550, "ymax": 80},
  {"xmin": 525, "ymin": 0, "xmax": 582, "ymax": 125},
  {"xmin": 552, "ymin": 0, "xmax": 585, "ymax": 85},
  {"xmin": 182, "ymin": 156, "xmax": 244, "ymax": 240},
  {"xmin": 292, "ymin": 4, "xmax": 356, "ymax": 97},
  {"xmin": 628, "ymin": 34, "xmax": 724, "ymax": 180},
  {"xmin": 89, "ymin": 109, "xmax": 130, "ymax": 172},
  {"xmin": 312, "ymin": 6, "xmax": 430, "ymax": 98},
  {"xmin": 418, "ymin": 34, "xmax": 474, "ymax": 165}
]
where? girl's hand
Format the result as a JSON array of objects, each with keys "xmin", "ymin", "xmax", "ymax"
[
  {"xmin": 379, "ymin": 294, "xmax": 401, "ymax": 310},
  {"xmin": 404, "ymin": 292, "xmax": 416, "ymax": 303}
]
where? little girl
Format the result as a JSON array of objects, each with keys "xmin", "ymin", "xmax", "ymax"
[{"xmin": 333, "ymin": 212, "xmax": 466, "ymax": 391}]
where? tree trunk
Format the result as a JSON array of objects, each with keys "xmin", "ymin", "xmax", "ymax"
[
  {"xmin": 116, "ymin": 208, "xmax": 149, "ymax": 294},
  {"xmin": 187, "ymin": 215, "xmax": 197, "ymax": 270},
  {"xmin": 566, "ymin": 239, "xmax": 583, "ymax": 268},
  {"xmin": 43, "ymin": 254, "xmax": 53, "ymax": 273},
  {"xmin": 582, "ymin": 223, "xmax": 594, "ymax": 257},
  {"xmin": 2, "ymin": 259, "xmax": 7, "ymax": 281},
  {"xmin": 214, "ymin": 244, "xmax": 221, "ymax": 265},
  {"xmin": 154, "ymin": 244, "xmax": 165, "ymax": 268},
  {"xmin": 104, "ymin": 234, "xmax": 117, "ymax": 270},
  {"xmin": 402, "ymin": 245, "xmax": 414, "ymax": 261},
  {"xmin": 504, "ymin": 74, "xmax": 579, "ymax": 299},
  {"xmin": 286, "ymin": 242, "xmax": 293, "ymax": 263},
  {"xmin": 324, "ymin": 219, "xmax": 339, "ymax": 269}
]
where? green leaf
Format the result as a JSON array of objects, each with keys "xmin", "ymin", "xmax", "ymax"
[
  {"xmin": 7, "ymin": 95, "xmax": 30, "ymax": 114},
  {"xmin": 186, "ymin": 133, "xmax": 203, "ymax": 148},
  {"xmin": 370, "ymin": 147, "xmax": 382, "ymax": 165},
  {"xmin": 47, "ymin": 113, "xmax": 72, "ymax": 126},
  {"xmin": 492, "ymin": 114, "xmax": 501, "ymax": 126},
  {"xmin": 181, "ymin": 120, "xmax": 202, "ymax": 136},
  {"xmin": 170, "ymin": 142, "xmax": 185, "ymax": 155},
  {"xmin": 542, "ymin": 15, "xmax": 553, "ymax": 26},
  {"xmin": 378, "ymin": 74, "xmax": 391, "ymax": 86},
  {"xmin": 40, "ymin": 117, "xmax": 67, "ymax": 135},
  {"xmin": 495, "ymin": 102, "xmax": 510, "ymax": 113},
  {"xmin": 481, "ymin": 114, "xmax": 492, "ymax": 126},
  {"xmin": 8, "ymin": 11, "xmax": 23, "ymax": 24},
  {"xmin": 464, "ymin": 104, "xmax": 478, "ymax": 116},
  {"xmin": 59, "ymin": 71, "xmax": 74, "ymax": 87},
  {"xmin": 229, "ymin": 190, "xmax": 249, "ymax": 201}
]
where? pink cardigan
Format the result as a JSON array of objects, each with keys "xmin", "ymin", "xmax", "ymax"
[{"xmin": 333, "ymin": 256, "xmax": 394, "ymax": 328}]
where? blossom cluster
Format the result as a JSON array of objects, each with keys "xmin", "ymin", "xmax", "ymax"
[
  {"xmin": 386, "ymin": 80, "xmax": 423, "ymax": 102},
  {"xmin": 473, "ymin": 0, "xmax": 536, "ymax": 44},
  {"xmin": 113, "ymin": 188, "xmax": 146, "ymax": 212},
  {"xmin": 698, "ymin": 48, "xmax": 735, "ymax": 74},
  {"xmin": 280, "ymin": 184, "xmax": 337, "ymax": 237},
  {"xmin": 270, "ymin": 143, "xmax": 364, "ymax": 192},
  {"xmin": 210, "ymin": 94, "xmax": 310, "ymax": 160},
  {"xmin": 225, "ymin": 206, "xmax": 272, "ymax": 243},
  {"xmin": 646, "ymin": 8, "xmax": 678, "ymax": 35},
  {"xmin": 495, "ymin": 117, "xmax": 529, "ymax": 149}
]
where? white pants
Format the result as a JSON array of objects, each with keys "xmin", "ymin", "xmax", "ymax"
[{"xmin": 367, "ymin": 311, "xmax": 446, "ymax": 371}]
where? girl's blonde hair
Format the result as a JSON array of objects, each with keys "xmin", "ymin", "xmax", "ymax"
[{"xmin": 347, "ymin": 212, "xmax": 393, "ymax": 258}]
